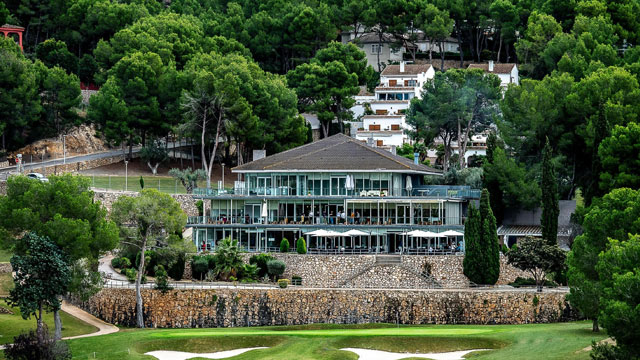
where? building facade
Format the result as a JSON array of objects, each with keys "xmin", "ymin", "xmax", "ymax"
[
  {"xmin": 187, "ymin": 134, "xmax": 478, "ymax": 254},
  {"xmin": 353, "ymin": 63, "xmax": 434, "ymax": 150}
]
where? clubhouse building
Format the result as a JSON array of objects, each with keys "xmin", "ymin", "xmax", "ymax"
[{"xmin": 187, "ymin": 134, "xmax": 479, "ymax": 254}]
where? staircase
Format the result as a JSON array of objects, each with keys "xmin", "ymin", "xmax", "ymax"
[
  {"xmin": 337, "ymin": 255, "xmax": 442, "ymax": 288},
  {"xmin": 374, "ymin": 255, "xmax": 402, "ymax": 265}
]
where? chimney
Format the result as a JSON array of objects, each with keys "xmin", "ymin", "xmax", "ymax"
[
  {"xmin": 390, "ymin": 145, "xmax": 397, "ymax": 155},
  {"xmin": 400, "ymin": 61, "xmax": 405, "ymax": 73},
  {"xmin": 413, "ymin": 152, "xmax": 419, "ymax": 165},
  {"xmin": 488, "ymin": 60, "xmax": 494, "ymax": 72},
  {"xmin": 253, "ymin": 149, "xmax": 266, "ymax": 161}
]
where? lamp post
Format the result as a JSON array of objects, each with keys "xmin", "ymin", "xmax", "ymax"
[
  {"xmin": 124, "ymin": 160, "xmax": 128, "ymax": 191},
  {"xmin": 62, "ymin": 135, "xmax": 67, "ymax": 164},
  {"xmin": 221, "ymin": 163, "xmax": 225, "ymax": 190}
]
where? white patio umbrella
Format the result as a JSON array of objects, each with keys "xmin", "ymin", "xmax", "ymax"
[
  {"xmin": 343, "ymin": 229, "xmax": 369, "ymax": 236},
  {"xmin": 261, "ymin": 201, "xmax": 268, "ymax": 219},
  {"xmin": 405, "ymin": 176, "xmax": 413, "ymax": 193},
  {"xmin": 440, "ymin": 230, "xmax": 464, "ymax": 236}
]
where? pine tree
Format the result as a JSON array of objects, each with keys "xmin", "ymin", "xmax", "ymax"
[
  {"xmin": 296, "ymin": 237, "xmax": 307, "ymax": 254},
  {"xmin": 463, "ymin": 204, "xmax": 483, "ymax": 283},
  {"xmin": 541, "ymin": 138, "xmax": 559, "ymax": 246},
  {"xmin": 480, "ymin": 188, "xmax": 500, "ymax": 284}
]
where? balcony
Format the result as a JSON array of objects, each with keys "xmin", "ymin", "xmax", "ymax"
[
  {"xmin": 192, "ymin": 185, "xmax": 480, "ymax": 199},
  {"xmin": 187, "ymin": 215, "xmax": 465, "ymax": 226}
]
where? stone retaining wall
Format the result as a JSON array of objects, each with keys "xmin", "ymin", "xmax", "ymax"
[
  {"xmin": 74, "ymin": 288, "xmax": 574, "ymax": 328},
  {"xmin": 246, "ymin": 254, "xmax": 528, "ymax": 289},
  {"xmin": 25, "ymin": 153, "xmax": 136, "ymax": 177},
  {"xmin": 0, "ymin": 263, "xmax": 12, "ymax": 273}
]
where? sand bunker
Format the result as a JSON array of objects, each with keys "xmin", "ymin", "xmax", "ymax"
[
  {"xmin": 145, "ymin": 347, "xmax": 268, "ymax": 360},
  {"xmin": 340, "ymin": 347, "xmax": 490, "ymax": 360}
]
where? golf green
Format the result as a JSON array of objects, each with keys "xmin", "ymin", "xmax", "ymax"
[{"xmin": 63, "ymin": 321, "xmax": 607, "ymax": 360}]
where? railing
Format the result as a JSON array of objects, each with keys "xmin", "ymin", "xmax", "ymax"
[
  {"xmin": 187, "ymin": 215, "xmax": 465, "ymax": 226},
  {"xmin": 193, "ymin": 185, "xmax": 481, "ymax": 199}
]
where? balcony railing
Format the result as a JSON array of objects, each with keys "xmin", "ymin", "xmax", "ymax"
[
  {"xmin": 193, "ymin": 185, "xmax": 481, "ymax": 199},
  {"xmin": 187, "ymin": 215, "xmax": 465, "ymax": 226}
]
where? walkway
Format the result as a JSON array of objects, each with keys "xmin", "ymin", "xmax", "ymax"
[
  {"xmin": 0, "ymin": 141, "xmax": 186, "ymax": 177},
  {"xmin": 61, "ymin": 301, "xmax": 119, "ymax": 340}
]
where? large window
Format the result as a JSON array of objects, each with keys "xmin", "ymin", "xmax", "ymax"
[{"xmin": 372, "ymin": 44, "xmax": 382, "ymax": 54}]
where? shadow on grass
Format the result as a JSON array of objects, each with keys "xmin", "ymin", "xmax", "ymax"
[
  {"xmin": 133, "ymin": 335, "xmax": 286, "ymax": 354},
  {"xmin": 333, "ymin": 336, "xmax": 507, "ymax": 354}
]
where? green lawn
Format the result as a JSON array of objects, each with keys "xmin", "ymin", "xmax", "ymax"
[
  {"xmin": 0, "ymin": 248, "xmax": 12, "ymax": 262},
  {"xmin": 0, "ymin": 273, "xmax": 13, "ymax": 296},
  {"xmin": 89, "ymin": 176, "xmax": 190, "ymax": 194},
  {"xmin": 64, "ymin": 321, "xmax": 607, "ymax": 360},
  {"xmin": 0, "ymin": 300, "xmax": 98, "ymax": 345}
]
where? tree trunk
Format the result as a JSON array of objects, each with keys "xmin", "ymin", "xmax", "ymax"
[
  {"xmin": 37, "ymin": 302, "xmax": 44, "ymax": 335},
  {"xmin": 377, "ymin": 33, "xmax": 383, "ymax": 72},
  {"xmin": 128, "ymin": 135, "xmax": 133, "ymax": 160},
  {"xmin": 497, "ymin": 32, "xmax": 503, "ymax": 62},
  {"xmin": 456, "ymin": 22, "xmax": 464, "ymax": 67},
  {"xmin": 438, "ymin": 41, "xmax": 445, "ymax": 71},
  {"xmin": 148, "ymin": 162, "xmax": 159, "ymax": 175},
  {"xmin": 428, "ymin": 40, "xmax": 433, "ymax": 63},
  {"xmin": 135, "ymin": 238, "xmax": 147, "ymax": 328},
  {"xmin": 321, "ymin": 122, "xmax": 329, "ymax": 138},
  {"xmin": 54, "ymin": 302, "xmax": 62, "ymax": 340},
  {"xmin": 592, "ymin": 318, "xmax": 599, "ymax": 332},
  {"xmin": 201, "ymin": 105, "xmax": 209, "ymax": 188}
]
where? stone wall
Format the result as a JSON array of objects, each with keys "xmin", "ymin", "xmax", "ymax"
[
  {"xmin": 0, "ymin": 181, "xmax": 6, "ymax": 196},
  {"xmin": 0, "ymin": 263, "xmax": 12, "ymax": 273},
  {"xmin": 74, "ymin": 288, "xmax": 574, "ymax": 328},
  {"xmin": 249, "ymin": 254, "xmax": 528, "ymax": 289},
  {"xmin": 93, "ymin": 190, "xmax": 198, "ymax": 216},
  {"xmin": 28, "ymin": 154, "xmax": 135, "ymax": 177}
]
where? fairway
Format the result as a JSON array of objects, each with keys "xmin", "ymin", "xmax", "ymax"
[{"xmin": 63, "ymin": 321, "xmax": 607, "ymax": 360}]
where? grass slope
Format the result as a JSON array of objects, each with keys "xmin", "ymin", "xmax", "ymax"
[
  {"xmin": 65, "ymin": 322, "xmax": 607, "ymax": 360},
  {"xmin": 0, "ymin": 248, "xmax": 12, "ymax": 262},
  {"xmin": 0, "ymin": 300, "xmax": 98, "ymax": 345}
]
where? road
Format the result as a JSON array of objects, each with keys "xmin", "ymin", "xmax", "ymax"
[{"xmin": 0, "ymin": 141, "xmax": 188, "ymax": 177}]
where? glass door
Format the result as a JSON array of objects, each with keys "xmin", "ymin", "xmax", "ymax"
[
  {"xmin": 396, "ymin": 204, "xmax": 410, "ymax": 224},
  {"xmin": 330, "ymin": 177, "xmax": 346, "ymax": 196},
  {"xmin": 257, "ymin": 177, "xmax": 271, "ymax": 195}
]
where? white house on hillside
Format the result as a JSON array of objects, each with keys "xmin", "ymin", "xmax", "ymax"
[
  {"xmin": 468, "ymin": 61, "xmax": 519, "ymax": 89},
  {"xmin": 353, "ymin": 62, "xmax": 434, "ymax": 150}
]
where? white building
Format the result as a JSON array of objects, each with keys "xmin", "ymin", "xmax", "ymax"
[
  {"xmin": 468, "ymin": 61, "xmax": 519, "ymax": 89},
  {"xmin": 353, "ymin": 63, "xmax": 435, "ymax": 150},
  {"xmin": 426, "ymin": 133, "xmax": 489, "ymax": 166}
]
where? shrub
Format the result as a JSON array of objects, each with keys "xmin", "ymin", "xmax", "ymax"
[
  {"xmin": 508, "ymin": 277, "xmax": 558, "ymax": 288},
  {"xmin": 154, "ymin": 265, "xmax": 172, "ymax": 293},
  {"xmin": 119, "ymin": 257, "xmax": 131, "ymax": 269},
  {"xmin": 278, "ymin": 279, "xmax": 290, "ymax": 288},
  {"xmin": 267, "ymin": 259, "xmax": 286, "ymax": 280},
  {"xmin": 280, "ymin": 238, "xmax": 290, "ymax": 253},
  {"xmin": 239, "ymin": 263, "xmax": 259, "ymax": 281},
  {"xmin": 168, "ymin": 253, "xmax": 186, "ymax": 281},
  {"xmin": 111, "ymin": 257, "xmax": 122, "ymax": 269},
  {"xmin": 500, "ymin": 244, "xmax": 509, "ymax": 254},
  {"xmin": 212, "ymin": 238, "xmax": 243, "ymax": 281},
  {"xmin": 192, "ymin": 257, "xmax": 210, "ymax": 280},
  {"xmin": 249, "ymin": 253, "xmax": 275, "ymax": 278},
  {"xmin": 4, "ymin": 326, "xmax": 71, "ymax": 360},
  {"xmin": 125, "ymin": 268, "xmax": 137, "ymax": 283},
  {"xmin": 296, "ymin": 237, "xmax": 307, "ymax": 254}
]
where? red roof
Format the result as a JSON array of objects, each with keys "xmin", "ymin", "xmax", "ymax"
[{"xmin": 1, "ymin": 24, "xmax": 25, "ymax": 30}]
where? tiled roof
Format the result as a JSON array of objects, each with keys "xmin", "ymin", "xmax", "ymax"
[
  {"xmin": 233, "ymin": 133, "xmax": 441, "ymax": 174},
  {"xmin": 381, "ymin": 64, "xmax": 433, "ymax": 76},
  {"xmin": 467, "ymin": 63, "xmax": 516, "ymax": 74}
]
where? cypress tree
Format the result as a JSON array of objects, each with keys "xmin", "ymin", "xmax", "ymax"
[
  {"xmin": 463, "ymin": 204, "xmax": 483, "ymax": 284},
  {"xmin": 480, "ymin": 189, "xmax": 500, "ymax": 284},
  {"xmin": 541, "ymin": 138, "xmax": 559, "ymax": 246}
]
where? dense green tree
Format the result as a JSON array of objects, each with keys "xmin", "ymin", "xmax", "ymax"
[
  {"xmin": 361, "ymin": 0, "xmax": 409, "ymax": 71},
  {"xmin": 111, "ymin": 189, "xmax": 187, "ymax": 328},
  {"xmin": 86, "ymin": 78, "xmax": 131, "ymax": 149},
  {"xmin": 212, "ymin": 237, "xmax": 243, "ymax": 281},
  {"xmin": 8, "ymin": 233, "xmax": 71, "ymax": 335},
  {"xmin": 0, "ymin": 174, "xmax": 119, "ymax": 339},
  {"xmin": 0, "ymin": 2, "xmax": 8, "ymax": 26},
  {"xmin": 462, "ymin": 203, "xmax": 483, "ymax": 283},
  {"xmin": 416, "ymin": 4, "xmax": 454, "ymax": 67},
  {"xmin": 567, "ymin": 188, "xmax": 640, "ymax": 332},
  {"xmin": 41, "ymin": 66, "xmax": 81, "ymax": 136},
  {"xmin": 77, "ymin": 54, "xmax": 98, "ymax": 84},
  {"xmin": 540, "ymin": 138, "xmax": 559, "ymax": 246},
  {"xmin": 280, "ymin": 238, "xmax": 290, "ymax": 253},
  {"xmin": 489, "ymin": 0, "xmax": 519, "ymax": 63},
  {"xmin": 407, "ymin": 69, "xmax": 502, "ymax": 171},
  {"xmin": 596, "ymin": 235, "xmax": 640, "ymax": 357},
  {"xmin": 508, "ymin": 236, "xmax": 566, "ymax": 291},
  {"xmin": 296, "ymin": 237, "xmax": 307, "ymax": 254},
  {"xmin": 598, "ymin": 122, "xmax": 640, "ymax": 193},
  {"xmin": 35, "ymin": 39, "xmax": 78, "ymax": 75},
  {"xmin": 515, "ymin": 11, "xmax": 563, "ymax": 78},
  {"xmin": 0, "ymin": 37, "xmax": 41, "ymax": 151},
  {"xmin": 287, "ymin": 42, "xmax": 371, "ymax": 136}
]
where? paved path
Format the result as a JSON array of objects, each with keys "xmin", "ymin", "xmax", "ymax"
[
  {"xmin": 0, "ymin": 141, "xmax": 186, "ymax": 176},
  {"xmin": 99, "ymin": 254, "xmax": 128, "ymax": 281},
  {"xmin": 61, "ymin": 301, "xmax": 119, "ymax": 340}
]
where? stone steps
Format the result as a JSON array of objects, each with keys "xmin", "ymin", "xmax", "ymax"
[{"xmin": 375, "ymin": 255, "xmax": 402, "ymax": 265}]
